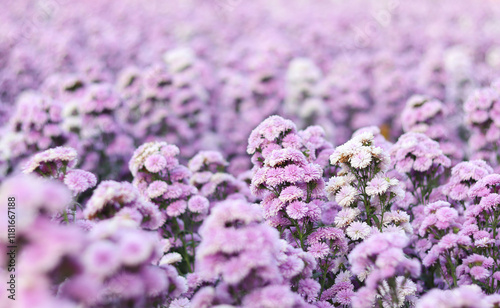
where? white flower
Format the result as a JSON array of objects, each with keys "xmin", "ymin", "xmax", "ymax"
[
  {"xmin": 378, "ymin": 276, "xmax": 417, "ymax": 308},
  {"xmin": 159, "ymin": 252, "xmax": 183, "ymax": 265},
  {"xmin": 354, "ymin": 131, "xmax": 374, "ymax": 145},
  {"xmin": 346, "ymin": 221, "xmax": 372, "ymax": 240},
  {"xmin": 350, "ymin": 148, "xmax": 372, "ymax": 169},
  {"xmin": 335, "ymin": 185, "xmax": 358, "ymax": 207},
  {"xmin": 335, "ymin": 208, "xmax": 360, "ymax": 228},
  {"xmin": 326, "ymin": 175, "xmax": 353, "ymax": 199}
]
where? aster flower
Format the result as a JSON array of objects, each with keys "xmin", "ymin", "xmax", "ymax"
[
  {"xmin": 335, "ymin": 208, "xmax": 361, "ymax": 228},
  {"xmin": 401, "ymin": 95, "xmax": 463, "ymax": 162},
  {"xmin": 335, "ymin": 185, "xmax": 358, "ymax": 207},
  {"xmin": 247, "ymin": 115, "xmax": 297, "ymax": 155},
  {"xmin": 442, "ymin": 160, "xmax": 493, "ymax": 203},
  {"xmin": 248, "ymin": 116, "xmax": 330, "ymax": 255},
  {"xmin": 346, "ymin": 221, "xmax": 372, "ymax": 240},
  {"xmin": 195, "ymin": 199, "xmax": 311, "ymax": 305},
  {"xmin": 63, "ymin": 169, "xmax": 97, "ymax": 194},
  {"xmin": 416, "ymin": 285, "xmax": 490, "ymax": 308},
  {"xmin": 366, "ymin": 176, "xmax": 390, "ymax": 196},
  {"xmin": 23, "ymin": 146, "xmax": 78, "ymax": 176},
  {"xmin": 330, "ymin": 131, "xmax": 389, "ymax": 173},
  {"xmin": 349, "ymin": 232, "xmax": 420, "ymax": 308},
  {"xmin": 307, "ymin": 227, "xmax": 348, "ymax": 260},
  {"xmin": 391, "ymin": 132, "xmax": 450, "ymax": 205}
]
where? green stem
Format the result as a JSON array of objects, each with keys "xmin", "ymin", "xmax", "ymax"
[{"xmin": 172, "ymin": 218, "xmax": 193, "ymax": 272}]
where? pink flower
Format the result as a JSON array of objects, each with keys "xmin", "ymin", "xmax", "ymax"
[
  {"xmin": 166, "ymin": 200, "xmax": 187, "ymax": 217},
  {"xmin": 279, "ymin": 185, "xmax": 305, "ymax": 203},
  {"xmin": 187, "ymin": 195, "xmax": 209, "ymax": 213},
  {"xmin": 286, "ymin": 200, "xmax": 308, "ymax": 219},
  {"xmin": 346, "ymin": 221, "xmax": 371, "ymax": 240},
  {"xmin": 298, "ymin": 278, "xmax": 320, "ymax": 302},
  {"xmin": 283, "ymin": 164, "xmax": 305, "ymax": 183},
  {"xmin": 147, "ymin": 181, "xmax": 168, "ymax": 199},
  {"xmin": 366, "ymin": 176, "xmax": 390, "ymax": 196},
  {"xmin": 335, "ymin": 185, "xmax": 358, "ymax": 207},
  {"xmin": 144, "ymin": 154, "xmax": 167, "ymax": 173}
]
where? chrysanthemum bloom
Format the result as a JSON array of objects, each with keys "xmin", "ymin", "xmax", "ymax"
[
  {"xmin": 464, "ymin": 85, "xmax": 500, "ymax": 165},
  {"xmin": 188, "ymin": 150, "xmax": 251, "ymax": 203},
  {"xmin": 195, "ymin": 199, "xmax": 311, "ymax": 306},
  {"xmin": 307, "ymin": 227, "xmax": 347, "ymax": 259},
  {"xmin": 377, "ymin": 276, "xmax": 417, "ymax": 308},
  {"xmin": 63, "ymin": 169, "xmax": 97, "ymax": 194},
  {"xmin": 468, "ymin": 174, "xmax": 500, "ymax": 199},
  {"xmin": 130, "ymin": 141, "xmax": 211, "ymax": 227},
  {"xmin": 456, "ymin": 254, "xmax": 494, "ymax": 283},
  {"xmin": 84, "ymin": 181, "xmax": 164, "ymax": 230},
  {"xmin": 401, "ymin": 95, "xmax": 463, "ymax": 162},
  {"xmin": 327, "ymin": 131, "xmax": 402, "ymax": 230},
  {"xmin": 390, "ymin": 132, "xmax": 451, "ymax": 205},
  {"xmin": 330, "ymin": 131, "xmax": 390, "ymax": 172},
  {"xmin": 346, "ymin": 221, "xmax": 372, "ymax": 240},
  {"xmin": 416, "ymin": 285, "xmax": 492, "ymax": 308},
  {"xmin": 334, "ymin": 208, "xmax": 361, "ymax": 228},
  {"xmin": 391, "ymin": 132, "xmax": 451, "ymax": 175},
  {"xmin": 417, "ymin": 201, "xmax": 459, "ymax": 237},
  {"xmin": 23, "ymin": 146, "xmax": 78, "ymax": 176},
  {"xmin": 71, "ymin": 221, "xmax": 185, "ymax": 306},
  {"xmin": 348, "ymin": 232, "xmax": 420, "ymax": 307},
  {"xmin": 248, "ymin": 116, "xmax": 331, "ymax": 255},
  {"xmin": 442, "ymin": 160, "xmax": 493, "ymax": 203},
  {"xmin": 0, "ymin": 92, "xmax": 68, "ymax": 175}
]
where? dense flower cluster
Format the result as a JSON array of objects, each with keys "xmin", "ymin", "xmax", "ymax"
[
  {"xmin": 401, "ymin": 95, "xmax": 462, "ymax": 162},
  {"xmin": 2, "ymin": 0, "xmax": 500, "ymax": 307}
]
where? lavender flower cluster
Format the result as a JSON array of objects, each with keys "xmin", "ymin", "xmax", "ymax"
[{"xmin": 2, "ymin": 0, "xmax": 500, "ymax": 307}]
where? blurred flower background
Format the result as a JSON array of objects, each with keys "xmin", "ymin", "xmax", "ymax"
[{"xmin": 1, "ymin": 0, "xmax": 500, "ymax": 307}]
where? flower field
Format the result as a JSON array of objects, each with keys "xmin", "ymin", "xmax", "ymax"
[{"xmin": 1, "ymin": 0, "xmax": 500, "ymax": 307}]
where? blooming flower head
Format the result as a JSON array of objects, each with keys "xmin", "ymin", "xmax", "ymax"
[
  {"xmin": 416, "ymin": 285, "xmax": 490, "ymax": 308},
  {"xmin": 129, "ymin": 141, "xmax": 180, "ymax": 177},
  {"xmin": 442, "ymin": 160, "xmax": 493, "ymax": 201},
  {"xmin": 63, "ymin": 169, "xmax": 97, "ymax": 194},
  {"xmin": 402, "ymin": 95, "xmax": 445, "ymax": 138},
  {"xmin": 366, "ymin": 175, "xmax": 390, "ymax": 196},
  {"xmin": 196, "ymin": 199, "xmax": 284, "ymax": 285},
  {"xmin": 188, "ymin": 151, "xmax": 228, "ymax": 173},
  {"xmin": 335, "ymin": 185, "xmax": 358, "ymax": 207},
  {"xmin": 346, "ymin": 221, "xmax": 372, "ymax": 240},
  {"xmin": 330, "ymin": 131, "xmax": 389, "ymax": 173},
  {"xmin": 335, "ymin": 208, "xmax": 361, "ymax": 228},
  {"xmin": 23, "ymin": 146, "xmax": 78, "ymax": 175},
  {"xmin": 247, "ymin": 115, "xmax": 297, "ymax": 155},
  {"xmin": 468, "ymin": 174, "xmax": 500, "ymax": 199},
  {"xmin": 391, "ymin": 132, "xmax": 451, "ymax": 175}
]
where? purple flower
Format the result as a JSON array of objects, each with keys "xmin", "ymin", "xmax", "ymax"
[
  {"xmin": 286, "ymin": 200, "xmax": 308, "ymax": 219},
  {"xmin": 23, "ymin": 146, "xmax": 78, "ymax": 175},
  {"xmin": 166, "ymin": 200, "xmax": 187, "ymax": 217},
  {"xmin": 187, "ymin": 195, "xmax": 209, "ymax": 213},
  {"xmin": 63, "ymin": 169, "xmax": 97, "ymax": 194},
  {"xmin": 346, "ymin": 221, "xmax": 372, "ymax": 240},
  {"xmin": 298, "ymin": 278, "xmax": 321, "ymax": 302},
  {"xmin": 196, "ymin": 199, "xmax": 284, "ymax": 287},
  {"xmin": 247, "ymin": 115, "xmax": 297, "ymax": 155}
]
